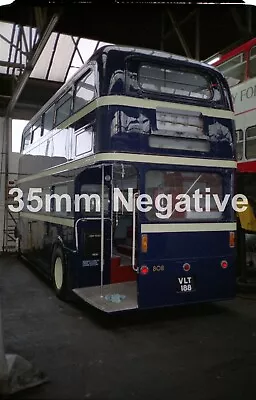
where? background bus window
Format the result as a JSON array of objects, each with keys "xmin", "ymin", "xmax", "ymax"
[
  {"xmin": 236, "ymin": 129, "xmax": 243, "ymax": 160},
  {"xmin": 145, "ymin": 170, "xmax": 223, "ymax": 221},
  {"xmin": 245, "ymin": 126, "xmax": 256, "ymax": 159},
  {"xmin": 55, "ymin": 90, "xmax": 73, "ymax": 126},
  {"xmin": 216, "ymin": 53, "xmax": 246, "ymax": 87},
  {"xmin": 43, "ymin": 105, "xmax": 55, "ymax": 136},
  {"xmin": 249, "ymin": 46, "xmax": 256, "ymax": 78},
  {"xmin": 139, "ymin": 64, "xmax": 212, "ymax": 99},
  {"xmin": 74, "ymin": 71, "xmax": 95, "ymax": 112}
]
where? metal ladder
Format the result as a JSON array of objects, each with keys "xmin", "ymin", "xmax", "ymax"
[
  {"xmin": 0, "ymin": 116, "xmax": 18, "ymax": 254},
  {"xmin": 2, "ymin": 181, "xmax": 18, "ymax": 253}
]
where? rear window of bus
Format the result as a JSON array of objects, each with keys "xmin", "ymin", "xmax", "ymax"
[{"xmin": 138, "ymin": 64, "xmax": 213, "ymax": 100}]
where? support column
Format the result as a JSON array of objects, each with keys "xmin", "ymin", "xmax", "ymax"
[
  {"xmin": 0, "ymin": 12, "xmax": 59, "ymax": 395},
  {"xmin": 195, "ymin": 9, "xmax": 200, "ymax": 61}
]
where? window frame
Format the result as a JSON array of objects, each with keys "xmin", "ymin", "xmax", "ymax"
[
  {"xmin": 42, "ymin": 104, "xmax": 55, "ymax": 137},
  {"xmin": 216, "ymin": 52, "xmax": 246, "ymax": 87},
  {"xmin": 138, "ymin": 62, "xmax": 214, "ymax": 101},
  {"xmin": 235, "ymin": 129, "xmax": 244, "ymax": 161},
  {"xmin": 125, "ymin": 56, "xmax": 228, "ymax": 109},
  {"xmin": 144, "ymin": 168, "xmax": 225, "ymax": 223},
  {"xmin": 22, "ymin": 128, "xmax": 32, "ymax": 151},
  {"xmin": 249, "ymin": 45, "xmax": 256, "ymax": 79},
  {"xmin": 30, "ymin": 117, "xmax": 43, "ymax": 145},
  {"xmin": 54, "ymin": 88, "xmax": 74, "ymax": 127},
  {"xmin": 75, "ymin": 124, "xmax": 94, "ymax": 157}
]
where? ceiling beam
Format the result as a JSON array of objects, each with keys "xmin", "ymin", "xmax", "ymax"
[
  {"xmin": 5, "ymin": 13, "xmax": 60, "ymax": 117},
  {"xmin": 163, "ymin": 9, "xmax": 196, "ymax": 42},
  {"xmin": 195, "ymin": 8, "xmax": 200, "ymax": 61},
  {"xmin": 166, "ymin": 9, "xmax": 192, "ymax": 58}
]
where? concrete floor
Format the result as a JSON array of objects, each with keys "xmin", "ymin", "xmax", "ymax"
[{"xmin": 1, "ymin": 255, "xmax": 256, "ymax": 400}]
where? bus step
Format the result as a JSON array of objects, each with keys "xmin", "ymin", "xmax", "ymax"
[{"xmin": 73, "ymin": 282, "xmax": 138, "ymax": 313}]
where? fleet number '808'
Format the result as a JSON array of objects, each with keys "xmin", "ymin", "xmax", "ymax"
[{"xmin": 153, "ymin": 265, "xmax": 165, "ymax": 272}]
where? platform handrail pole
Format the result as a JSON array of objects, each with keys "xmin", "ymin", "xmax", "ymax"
[
  {"xmin": 132, "ymin": 192, "xmax": 139, "ymax": 273},
  {"xmin": 100, "ymin": 165, "xmax": 105, "ymax": 298}
]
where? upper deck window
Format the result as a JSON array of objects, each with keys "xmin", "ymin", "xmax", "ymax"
[
  {"xmin": 216, "ymin": 53, "xmax": 246, "ymax": 87},
  {"xmin": 43, "ymin": 105, "xmax": 55, "ymax": 136},
  {"xmin": 249, "ymin": 46, "xmax": 256, "ymax": 78},
  {"xmin": 139, "ymin": 64, "xmax": 212, "ymax": 100},
  {"xmin": 55, "ymin": 89, "xmax": 73, "ymax": 126}
]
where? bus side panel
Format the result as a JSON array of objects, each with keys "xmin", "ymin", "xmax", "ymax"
[{"xmin": 18, "ymin": 215, "xmax": 75, "ymax": 276}]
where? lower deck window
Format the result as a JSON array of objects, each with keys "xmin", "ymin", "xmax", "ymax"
[
  {"xmin": 245, "ymin": 125, "xmax": 256, "ymax": 160},
  {"xmin": 145, "ymin": 170, "xmax": 223, "ymax": 221}
]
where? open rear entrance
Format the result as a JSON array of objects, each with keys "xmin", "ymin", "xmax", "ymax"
[
  {"xmin": 73, "ymin": 163, "xmax": 139, "ymax": 312},
  {"xmin": 111, "ymin": 165, "xmax": 138, "ymax": 285}
]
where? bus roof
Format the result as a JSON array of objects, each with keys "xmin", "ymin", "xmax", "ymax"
[
  {"xmin": 21, "ymin": 44, "xmax": 222, "ymax": 134},
  {"xmin": 89, "ymin": 44, "xmax": 218, "ymax": 70}
]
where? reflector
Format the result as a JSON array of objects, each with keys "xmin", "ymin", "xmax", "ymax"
[
  {"xmin": 221, "ymin": 260, "xmax": 228, "ymax": 269},
  {"xmin": 141, "ymin": 234, "xmax": 148, "ymax": 253},
  {"xmin": 140, "ymin": 265, "xmax": 149, "ymax": 275}
]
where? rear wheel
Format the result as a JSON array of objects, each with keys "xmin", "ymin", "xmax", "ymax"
[{"xmin": 52, "ymin": 246, "xmax": 68, "ymax": 300}]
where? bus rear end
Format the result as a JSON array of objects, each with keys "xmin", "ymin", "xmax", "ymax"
[{"xmin": 136, "ymin": 166, "xmax": 236, "ymax": 309}]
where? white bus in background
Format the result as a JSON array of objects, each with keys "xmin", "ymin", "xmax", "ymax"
[
  {"xmin": 211, "ymin": 38, "xmax": 256, "ymax": 172},
  {"xmin": 211, "ymin": 39, "xmax": 256, "ymax": 269}
]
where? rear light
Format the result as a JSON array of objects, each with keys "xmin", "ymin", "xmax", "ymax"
[
  {"xmin": 229, "ymin": 231, "xmax": 235, "ymax": 248},
  {"xmin": 183, "ymin": 263, "xmax": 191, "ymax": 272},
  {"xmin": 221, "ymin": 260, "xmax": 228, "ymax": 269},
  {"xmin": 140, "ymin": 265, "xmax": 149, "ymax": 275},
  {"xmin": 141, "ymin": 234, "xmax": 148, "ymax": 253}
]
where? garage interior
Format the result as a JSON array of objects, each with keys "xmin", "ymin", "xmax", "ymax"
[{"xmin": 0, "ymin": 2, "xmax": 256, "ymax": 399}]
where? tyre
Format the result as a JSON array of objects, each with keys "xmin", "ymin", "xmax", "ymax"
[{"xmin": 51, "ymin": 246, "xmax": 68, "ymax": 300}]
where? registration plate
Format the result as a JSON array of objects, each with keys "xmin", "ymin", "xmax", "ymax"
[{"xmin": 177, "ymin": 276, "xmax": 195, "ymax": 293}]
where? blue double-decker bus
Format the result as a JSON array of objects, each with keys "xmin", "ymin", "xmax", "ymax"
[{"xmin": 15, "ymin": 45, "xmax": 236, "ymax": 312}]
